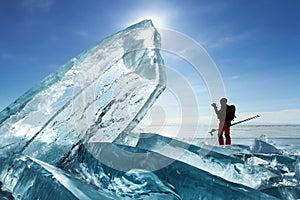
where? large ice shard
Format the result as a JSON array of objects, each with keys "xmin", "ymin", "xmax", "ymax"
[
  {"xmin": 0, "ymin": 20, "xmax": 166, "ymax": 164},
  {"xmin": 0, "ymin": 154, "xmax": 118, "ymax": 199},
  {"xmin": 58, "ymin": 135, "xmax": 280, "ymax": 200},
  {"xmin": 251, "ymin": 137, "xmax": 282, "ymax": 154},
  {"xmin": 121, "ymin": 133, "xmax": 279, "ymax": 189}
]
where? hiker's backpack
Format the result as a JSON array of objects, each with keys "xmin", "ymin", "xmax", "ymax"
[{"xmin": 226, "ymin": 105, "xmax": 236, "ymax": 121}]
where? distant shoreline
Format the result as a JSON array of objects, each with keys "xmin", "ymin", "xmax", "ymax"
[{"xmin": 234, "ymin": 124, "xmax": 300, "ymax": 127}]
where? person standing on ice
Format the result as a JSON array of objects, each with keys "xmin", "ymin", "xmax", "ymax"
[{"xmin": 211, "ymin": 98, "xmax": 236, "ymax": 145}]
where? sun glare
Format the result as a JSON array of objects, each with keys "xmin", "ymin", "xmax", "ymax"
[
  {"xmin": 120, "ymin": 1, "xmax": 178, "ymax": 29},
  {"xmin": 139, "ymin": 15, "xmax": 167, "ymax": 28},
  {"xmin": 123, "ymin": 11, "xmax": 170, "ymax": 29}
]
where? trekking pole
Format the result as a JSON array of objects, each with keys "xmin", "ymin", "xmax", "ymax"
[
  {"xmin": 209, "ymin": 115, "xmax": 260, "ymax": 135},
  {"xmin": 231, "ymin": 115, "xmax": 260, "ymax": 126}
]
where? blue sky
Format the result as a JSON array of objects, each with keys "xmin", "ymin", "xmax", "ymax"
[{"xmin": 1, "ymin": 0, "xmax": 300, "ymax": 125}]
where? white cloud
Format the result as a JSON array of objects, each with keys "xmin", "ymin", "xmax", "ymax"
[
  {"xmin": 21, "ymin": 0, "xmax": 54, "ymax": 11},
  {"xmin": 229, "ymin": 75, "xmax": 240, "ymax": 80},
  {"xmin": 73, "ymin": 31, "xmax": 89, "ymax": 37},
  {"xmin": 198, "ymin": 31, "xmax": 253, "ymax": 50},
  {"xmin": 0, "ymin": 53, "xmax": 14, "ymax": 59},
  {"xmin": 236, "ymin": 109, "xmax": 300, "ymax": 125}
]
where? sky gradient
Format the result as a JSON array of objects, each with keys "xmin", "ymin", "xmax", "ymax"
[{"xmin": 1, "ymin": 0, "xmax": 300, "ymax": 126}]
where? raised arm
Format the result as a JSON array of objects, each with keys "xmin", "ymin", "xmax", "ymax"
[{"xmin": 211, "ymin": 103, "xmax": 219, "ymax": 115}]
